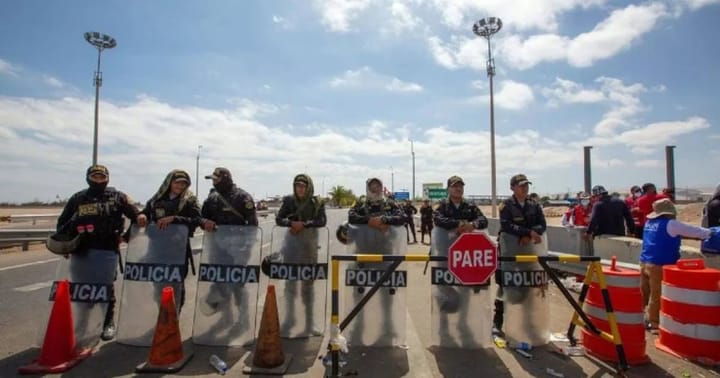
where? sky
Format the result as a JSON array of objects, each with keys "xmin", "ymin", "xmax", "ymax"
[{"xmin": 1, "ymin": 0, "xmax": 719, "ymax": 203}]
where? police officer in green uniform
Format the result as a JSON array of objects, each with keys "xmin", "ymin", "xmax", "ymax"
[
  {"xmin": 56, "ymin": 164, "xmax": 140, "ymax": 341},
  {"xmin": 494, "ymin": 173, "xmax": 546, "ymax": 336},
  {"xmin": 136, "ymin": 169, "xmax": 201, "ymax": 313},
  {"xmin": 275, "ymin": 173, "xmax": 327, "ymax": 335}
]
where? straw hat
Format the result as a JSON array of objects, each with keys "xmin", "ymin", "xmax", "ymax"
[{"xmin": 647, "ymin": 198, "xmax": 677, "ymax": 219}]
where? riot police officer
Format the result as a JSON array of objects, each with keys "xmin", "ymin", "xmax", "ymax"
[
  {"xmin": 432, "ymin": 175, "xmax": 489, "ymax": 344},
  {"xmin": 494, "ymin": 173, "xmax": 546, "ymax": 336},
  {"xmin": 55, "ymin": 164, "xmax": 140, "ymax": 341},
  {"xmin": 198, "ymin": 167, "xmax": 258, "ymax": 327},
  {"xmin": 347, "ymin": 177, "xmax": 406, "ymax": 344},
  {"xmin": 275, "ymin": 174, "xmax": 327, "ymax": 336},
  {"xmin": 136, "ymin": 169, "xmax": 201, "ymax": 313}
]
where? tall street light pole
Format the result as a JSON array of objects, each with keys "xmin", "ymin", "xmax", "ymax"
[
  {"xmin": 409, "ymin": 139, "xmax": 416, "ymax": 200},
  {"xmin": 473, "ymin": 17, "xmax": 502, "ymax": 217},
  {"xmin": 390, "ymin": 166, "xmax": 395, "ymax": 193},
  {"xmin": 196, "ymin": 145, "xmax": 203, "ymax": 195},
  {"xmin": 84, "ymin": 32, "xmax": 117, "ymax": 165}
]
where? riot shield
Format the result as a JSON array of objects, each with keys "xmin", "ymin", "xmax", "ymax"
[
  {"xmin": 193, "ymin": 225, "xmax": 261, "ymax": 346},
  {"xmin": 342, "ymin": 224, "xmax": 407, "ymax": 347},
  {"xmin": 430, "ymin": 228, "xmax": 492, "ymax": 348},
  {"xmin": 498, "ymin": 232, "xmax": 550, "ymax": 346},
  {"xmin": 268, "ymin": 226, "xmax": 329, "ymax": 338},
  {"xmin": 117, "ymin": 224, "xmax": 189, "ymax": 346},
  {"xmin": 38, "ymin": 249, "xmax": 116, "ymax": 350}
]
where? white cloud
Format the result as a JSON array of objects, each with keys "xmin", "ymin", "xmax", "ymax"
[
  {"xmin": 44, "ymin": 76, "xmax": 64, "ymax": 88},
  {"xmin": 329, "ymin": 66, "xmax": 423, "ymax": 92},
  {"xmin": 427, "ymin": 35, "xmax": 486, "ymax": 70},
  {"xmin": 429, "ymin": 2, "xmax": 668, "ymax": 71},
  {"xmin": 314, "ymin": 0, "xmax": 372, "ymax": 32},
  {"xmin": 567, "ymin": 3, "xmax": 667, "ymax": 67},
  {"xmin": 634, "ymin": 159, "xmax": 662, "ymax": 168},
  {"xmin": 471, "ymin": 80, "xmax": 485, "ymax": 90},
  {"xmin": 272, "ymin": 15, "xmax": 285, "ymax": 24},
  {"xmin": 468, "ymin": 80, "xmax": 534, "ymax": 110},
  {"xmin": 683, "ymin": 0, "xmax": 720, "ymax": 10},
  {"xmin": 542, "ymin": 77, "xmax": 606, "ymax": 106},
  {"xmin": 226, "ymin": 98, "xmax": 279, "ymax": 118},
  {"xmin": 0, "ymin": 58, "xmax": 21, "ymax": 77},
  {"xmin": 429, "ymin": 0, "xmax": 606, "ymax": 32},
  {"xmin": 382, "ymin": 1, "xmax": 422, "ymax": 35}
]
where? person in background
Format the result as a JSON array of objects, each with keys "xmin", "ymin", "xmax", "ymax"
[
  {"xmin": 586, "ymin": 185, "xmax": 634, "ymax": 238},
  {"xmin": 419, "ymin": 199, "xmax": 434, "ymax": 245},
  {"xmin": 636, "ymin": 183, "xmax": 668, "ymax": 233},
  {"xmin": 702, "ymin": 184, "xmax": 720, "ymax": 228},
  {"xmin": 640, "ymin": 199, "xmax": 713, "ymax": 330},
  {"xmin": 402, "ymin": 200, "xmax": 418, "ymax": 244},
  {"xmin": 625, "ymin": 185, "xmax": 643, "ymax": 238}
]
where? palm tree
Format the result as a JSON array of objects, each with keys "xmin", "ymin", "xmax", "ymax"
[{"xmin": 328, "ymin": 185, "xmax": 357, "ymax": 207}]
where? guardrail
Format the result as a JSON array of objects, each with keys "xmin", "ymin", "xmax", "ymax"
[
  {"xmin": 7, "ymin": 210, "xmax": 274, "ymax": 225},
  {"xmin": 10, "ymin": 214, "xmax": 60, "ymax": 225},
  {"xmin": 0, "ymin": 229, "xmax": 54, "ymax": 251}
]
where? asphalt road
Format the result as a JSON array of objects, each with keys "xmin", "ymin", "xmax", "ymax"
[{"xmin": 0, "ymin": 209, "xmax": 716, "ymax": 377}]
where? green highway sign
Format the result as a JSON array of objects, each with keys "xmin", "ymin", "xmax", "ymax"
[{"xmin": 428, "ymin": 188, "xmax": 447, "ymax": 199}]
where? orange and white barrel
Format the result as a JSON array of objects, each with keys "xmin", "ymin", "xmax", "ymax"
[
  {"xmin": 581, "ymin": 261, "xmax": 649, "ymax": 365},
  {"xmin": 656, "ymin": 259, "xmax": 720, "ymax": 364}
]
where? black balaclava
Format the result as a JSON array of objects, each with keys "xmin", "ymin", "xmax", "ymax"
[
  {"xmin": 86, "ymin": 164, "xmax": 109, "ymax": 196},
  {"xmin": 210, "ymin": 168, "xmax": 234, "ymax": 195}
]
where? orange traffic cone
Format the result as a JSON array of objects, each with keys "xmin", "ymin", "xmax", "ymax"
[
  {"xmin": 242, "ymin": 284, "xmax": 293, "ymax": 374},
  {"xmin": 136, "ymin": 286, "xmax": 193, "ymax": 373},
  {"xmin": 18, "ymin": 280, "xmax": 92, "ymax": 374}
]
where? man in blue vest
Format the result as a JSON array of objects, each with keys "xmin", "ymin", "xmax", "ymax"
[{"xmin": 640, "ymin": 198, "xmax": 713, "ymax": 330}]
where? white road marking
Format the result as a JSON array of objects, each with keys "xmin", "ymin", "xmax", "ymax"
[
  {"xmin": 14, "ymin": 280, "xmax": 54, "ymax": 292},
  {"xmin": 405, "ymin": 310, "xmax": 435, "ymax": 378},
  {"xmin": 0, "ymin": 258, "xmax": 60, "ymax": 272}
]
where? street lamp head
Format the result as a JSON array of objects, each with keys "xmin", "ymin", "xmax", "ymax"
[
  {"xmin": 473, "ymin": 17, "xmax": 503, "ymax": 39},
  {"xmin": 84, "ymin": 32, "xmax": 117, "ymax": 50}
]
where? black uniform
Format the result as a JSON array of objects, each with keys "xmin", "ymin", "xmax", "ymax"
[
  {"xmin": 201, "ymin": 186, "xmax": 258, "ymax": 226},
  {"xmin": 433, "ymin": 199, "xmax": 489, "ymax": 231},
  {"xmin": 586, "ymin": 194, "xmax": 633, "ymax": 237},
  {"xmin": 419, "ymin": 203, "xmax": 433, "ymax": 244},
  {"xmin": 57, "ymin": 186, "xmax": 138, "ymax": 331},
  {"xmin": 58, "ymin": 187, "xmax": 138, "ymax": 251},
  {"xmin": 494, "ymin": 195, "xmax": 547, "ymax": 332},
  {"xmin": 703, "ymin": 187, "xmax": 720, "ymax": 227},
  {"xmin": 403, "ymin": 202, "xmax": 418, "ymax": 243}
]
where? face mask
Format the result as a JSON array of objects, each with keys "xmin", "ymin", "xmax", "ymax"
[
  {"xmin": 633, "ymin": 192, "xmax": 641, "ymax": 198},
  {"xmin": 580, "ymin": 199, "xmax": 590, "ymax": 206}
]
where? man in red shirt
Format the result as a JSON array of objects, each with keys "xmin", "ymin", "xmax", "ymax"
[{"xmin": 636, "ymin": 183, "xmax": 668, "ymax": 232}]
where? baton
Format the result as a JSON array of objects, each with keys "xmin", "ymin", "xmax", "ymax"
[
  {"xmin": 116, "ymin": 250, "xmax": 124, "ymax": 274},
  {"xmin": 422, "ymin": 246, "xmax": 432, "ymax": 275}
]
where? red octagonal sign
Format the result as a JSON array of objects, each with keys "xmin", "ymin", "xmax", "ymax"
[{"xmin": 448, "ymin": 232, "xmax": 498, "ymax": 285}]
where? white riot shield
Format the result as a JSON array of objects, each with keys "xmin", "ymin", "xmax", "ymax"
[
  {"xmin": 499, "ymin": 232, "xmax": 550, "ymax": 346},
  {"xmin": 193, "ymin": 226, "xmax": 261, "ymax": 346},
  {"xmin": 268, "ymin": 226, "xmax": 329, "ymax": 338},
  {"xmin": 430, "ymin": 228, "xmax": 492, "ymax": 348},
  {"xmin": 38, "ymin": 249, "xmax": 117, "ymax": 350},
  {"xmin": 342, "ymin": 224, "xmax": 407, "ymax": 347},
  {"xmin": 117, "ymin": 224, "xmax": 189, "ymax": 346}
]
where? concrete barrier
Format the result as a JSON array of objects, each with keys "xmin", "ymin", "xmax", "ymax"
[{"xmin": 486, "ymin": 218, "xmax": 720, "ymax": 269}]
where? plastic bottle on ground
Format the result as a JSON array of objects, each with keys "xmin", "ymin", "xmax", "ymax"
[{"xmin": 209, "ymin": 354, "xmax": 228, "ymax": 375}]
